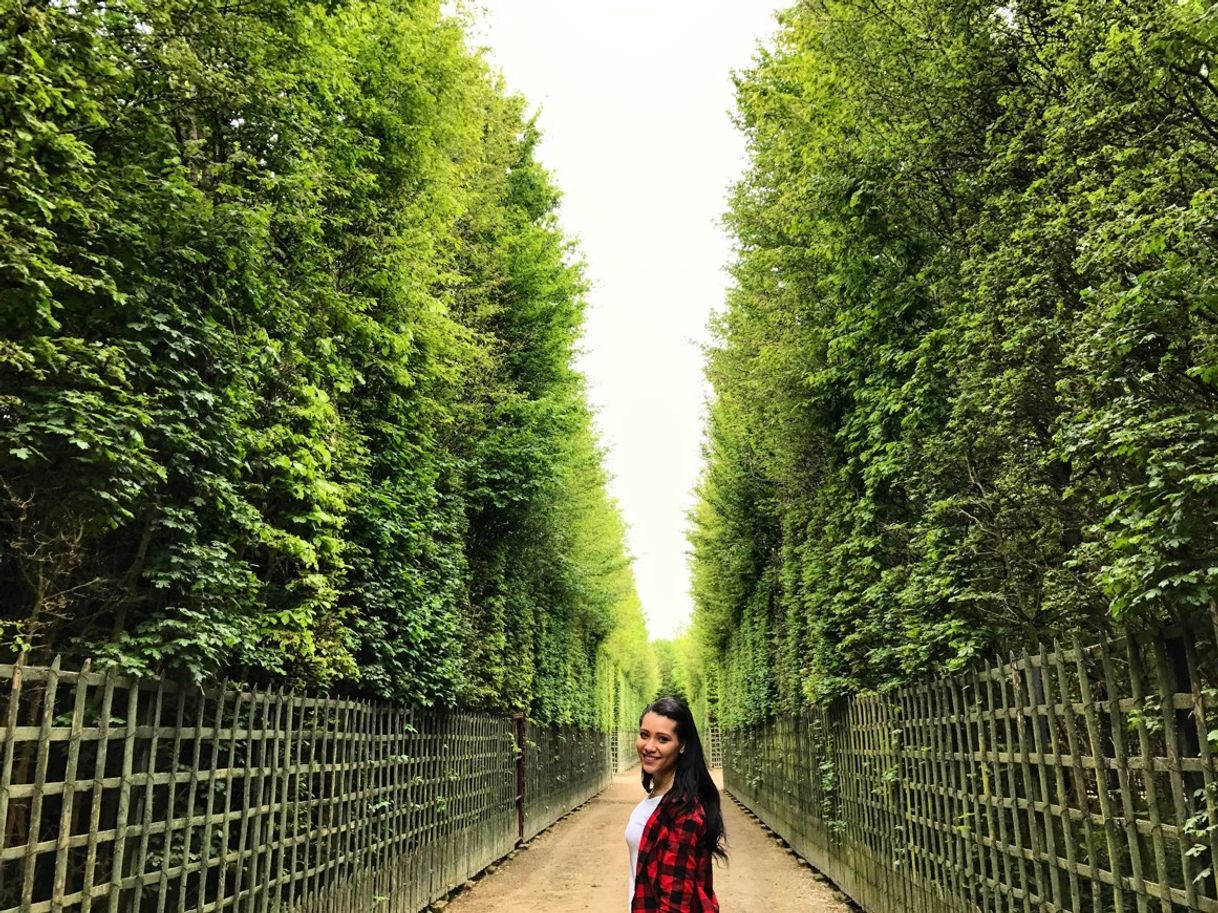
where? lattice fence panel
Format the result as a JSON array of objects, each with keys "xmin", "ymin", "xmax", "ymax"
[
  {"xmin": 725, "ymin": 613, "xmax": 1218, "ymax": 913},
  {"xmin": 0, "ymin": 666, "xmax": 609, "ymax": 913},
  {"xmin": 520, "ymin": 724, "xmax": 611, "ymax": 842}
]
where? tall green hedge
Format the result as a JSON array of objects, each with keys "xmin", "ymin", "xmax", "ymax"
[
  {"xmin": 692, "ymin": 0, "xmax": 1218, "ymax": 726},
  {"xmin": 0, "ymin": 0, "xmax": 654, "ymax": 724}
]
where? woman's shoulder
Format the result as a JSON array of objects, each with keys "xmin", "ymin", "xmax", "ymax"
[{"xmin": 662, "ymin": 795, "xmax": 708, "ymax": 827}]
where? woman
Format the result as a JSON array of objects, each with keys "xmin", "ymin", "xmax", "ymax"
[{"xmin": 625, "ymin": 696, "xmax": 726, "ymax": 912}]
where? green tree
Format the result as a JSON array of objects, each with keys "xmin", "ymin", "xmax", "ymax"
[
  {"xmin": 692, "ymin": 0, "xmax": 1218, "ymax": 726},
  {"xmin": 0, "ymin": 0, "xmax": 654, "ymax": 724}
]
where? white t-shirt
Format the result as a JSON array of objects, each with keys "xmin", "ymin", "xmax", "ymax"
[{"xmin": 625, "ymin": 795, "xmax": 663, "ymax": 907}]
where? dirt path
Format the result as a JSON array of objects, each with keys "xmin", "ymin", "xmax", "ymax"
[{"xmin": 442, "ymin": 769, "xmax": 852, "ymax": 913}]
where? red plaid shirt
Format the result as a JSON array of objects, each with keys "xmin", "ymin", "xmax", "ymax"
[{"xmin": 631, "ymin": 798, "xmax": 719, "ymax": 912}]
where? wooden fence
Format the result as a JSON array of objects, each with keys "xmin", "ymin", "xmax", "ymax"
[
  {"xmin": 725, "ymin": 614, "xmax": 1218, "ymax": 913},
  {"xmin": 0, "ymin": 662, "xmax": 619, "ymax": 913},
  {"xmin": 706, "ymin": 719, "xmax": 722, "ymax": 770},
  {"xmin": 610, "ymin": 731, "xmax": 636, "ymax": 774},
  {"xmin": 521, "ymin": 724, "xmax": 612, "ymax": 842}
]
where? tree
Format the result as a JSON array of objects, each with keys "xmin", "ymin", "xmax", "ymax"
[
  {"xmin": 691, "ymin": 0, "xmax": 1218, "ymax": 725},
  {"xmin": 0, "ymin": 0, "xmax": 654, "ymax": 723}
]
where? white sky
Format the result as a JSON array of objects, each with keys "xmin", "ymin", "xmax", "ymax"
[{"xmin": 467, "ymin": 2, "xmax": 783, "ymax": 641}]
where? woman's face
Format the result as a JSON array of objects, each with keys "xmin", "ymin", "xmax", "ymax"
[{"xmin": 637, "ymin": 711, "xmax": 682, "ymax": 782}]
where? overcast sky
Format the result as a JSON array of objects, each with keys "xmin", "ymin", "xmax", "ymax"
[{"xmin": 467, "ymin": 2, "xmax": 783, "ymax": 641}]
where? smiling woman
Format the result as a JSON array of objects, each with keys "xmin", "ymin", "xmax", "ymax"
[{"xmin": 625, "ymin": 696, "xmax": 725, "ymax": 912}]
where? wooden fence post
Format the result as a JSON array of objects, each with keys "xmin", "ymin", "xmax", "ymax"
[{"xmin": 513, "ymin": 713, "xmax": 525, "ymax": 847}]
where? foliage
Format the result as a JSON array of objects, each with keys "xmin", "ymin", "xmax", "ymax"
[
  {"xmin": 651, "ymin": 639, "xmax": 689, "ymax": 704},
  {"xmin": 691, "ymin": 0, "xmax": 1218, "ymax": 726},
  {"xmin": 651, "ymin": 631, "xmax": 718, "ymax": 738},
  {"xmin": 0, "ymin": 0, "xmax": 653, "ymax": 724}
]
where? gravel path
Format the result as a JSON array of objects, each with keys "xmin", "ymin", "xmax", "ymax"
[{"xmin": 442, "ymin": 769, "xmax": 852, "ymax": 913}]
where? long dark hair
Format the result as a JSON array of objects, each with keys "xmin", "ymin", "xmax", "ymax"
[{"xmin": 638, "ymin": 696, "xmax": 727, "ymax": 861}]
